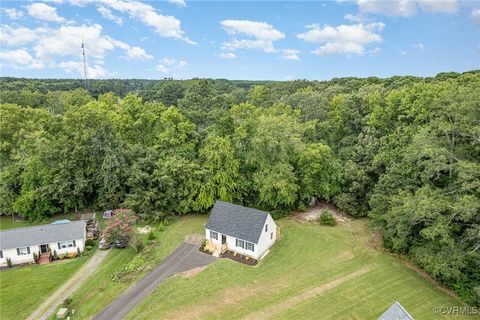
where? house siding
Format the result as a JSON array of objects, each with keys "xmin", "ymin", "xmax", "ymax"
[{"xmin": 0, "ymin": 238, "xmax": 85, "ymax": 267}]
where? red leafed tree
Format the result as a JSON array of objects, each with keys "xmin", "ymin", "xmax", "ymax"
[{"xmin": 103, "ymin": 209, "xmax": 136, "ymax": 243}]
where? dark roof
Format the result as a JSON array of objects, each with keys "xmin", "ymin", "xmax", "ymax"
[
  {"xmin": 205, "ymin": 201, "xmax": 269, "ymax": 244},
  {"xmin": 0, "ymin": 220, "xmax": 86, "ymax": 250},
  {"xmin": 378, "ymin": 302, "xmax": 414, "ymax": 320}
]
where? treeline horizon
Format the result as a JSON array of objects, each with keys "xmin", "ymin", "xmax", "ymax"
[{"xmin": 0, "ymin": 71, "xmax": 479, "ymax": 306}]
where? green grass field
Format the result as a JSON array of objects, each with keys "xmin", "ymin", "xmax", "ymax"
[
  {"xmin": 0, "ymin": 257, "xmax": 88, "ymax": 319},
  {"xmin": 6, "ymin": 215, "xmax": 472, "ymax": 320},
  {"xmin": 0, "ymin": 213, "xmax": 78, "ymax": 230},
  {"xmin": 122, "ymin": 217, "xmax": 473, "ymax": 320},
  {"xmin": 64, "ymin": 216, "xmax": 206, "ymax": 319}
]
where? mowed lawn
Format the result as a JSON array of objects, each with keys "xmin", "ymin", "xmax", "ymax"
[
  {"xmin": 0, "ymin": 257, "xmax": 88, "ymax": 319},
  {"xmin": 65, "ymin": 216, "xmax": 207, "ymax": 319},
  {"xmin": 124, "ymin": 218, "xmax": 474, "ymax": 320},
  {"xmin": 0, "ymin": 213, "xmax": 78, "ymax": 230}
]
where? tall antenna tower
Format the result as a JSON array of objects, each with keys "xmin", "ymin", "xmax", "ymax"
[{"xmin": 81, "ymin": 41, "xmax": 89, "ymax": 90}]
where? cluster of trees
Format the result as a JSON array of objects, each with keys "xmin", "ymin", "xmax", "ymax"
[{"xmin": 0, "ymin": 71, "xmax": 478, "ymax": 304}]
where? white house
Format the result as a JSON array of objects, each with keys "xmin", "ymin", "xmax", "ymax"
[
  {"xmin": 0, "ymin": 220, "xmax": 86, "ymax": 266},
  {"xmin": 205, "ymin": 201, "xmax": 278, "ymax": 260}
]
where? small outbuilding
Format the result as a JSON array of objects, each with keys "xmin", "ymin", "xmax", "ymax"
[
  {"xmin": 378, "ymin": 301, "xmax": 414, "ymax": 320},
  {"xmin": 204, "ymin": 200, "xmax": 279, "ymax": 260}
]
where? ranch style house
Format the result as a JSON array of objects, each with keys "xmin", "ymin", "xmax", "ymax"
[{"xmin": 0, "ymin": 220, "xmax": 86, "ymax": 266}]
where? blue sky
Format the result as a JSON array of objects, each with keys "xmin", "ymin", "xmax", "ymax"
[{"xmin": 1, "ymin": 0, "xmax": 479, "ymax": 80}]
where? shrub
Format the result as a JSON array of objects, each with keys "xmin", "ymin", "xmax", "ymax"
[
  {"xmin": 6, "ymin": 258, "xmax": 12, "ymax": 268},
  {"xmin": 85, "ymin": 239, "xmax": 95, "ymax": 247},
  {"xmin": 33, "ymin": 252, "xmax": 38, "ymax": 264},
  {"xmin": 129, "ymin": 234, "xmax": 144, "ymax": 253},
  {"xmin": 85, "ymin": 245, "xmax": 93, "ymax": 251},
  {"xmin": 200, "ymin": 239, "xmax": 207, "ymax": 251},
  {"xmin": 63, "ymin": 297, "xmax": 72, "ymax": 309},
  {"xmin": 319, "ymin": 210, "xmax": 337, "ymax": 226},
  {"xmin": 53, "ymin": 250, "xmax": 58, "ymax": 260},
  {"xmin": 147, "ymin": 231, "xmax": 156, "ymax": 241},
  {"xmin": 77, "ymin": 248, "xmax": 81, "ymax": 256}
]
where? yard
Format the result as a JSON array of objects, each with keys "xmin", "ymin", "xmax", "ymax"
[
  {"xmin": 0, "ymin": 213, "xmax": 79, "ymax": 230},
  {"xmin": 0, "ymin": 257, "xmax": 88, "ymax": 319},
  {"xmin": 43, "ymin": 215, "xmax": 475, "ymax": 320},
  {"xmin": 123, "ymin": 217, "xmax": 473, "ymax": 320}
]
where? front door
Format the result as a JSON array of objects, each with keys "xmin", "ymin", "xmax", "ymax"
[
  {"xmin": 221, "ymin": 235, "xmax": 227, "ymax": 244},
  {"xmin": 40, "ymin": 244, "xmax": 49, "ymax": 253}
]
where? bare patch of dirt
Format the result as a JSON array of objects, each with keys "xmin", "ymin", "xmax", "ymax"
[
  {"xmin": 242, "ymin": 266, "xmax": 375, "ymax": 320},
  {"xmin": 292, "ymin": 201, "xmax": 352, "ymax": 226},
  {"xmin": 137, "ymin": 226, "xmax": 152, "ymax": 234},
  {"xmin": 184, "ymin": 234, "xmax": 203, "ymax": 245},
  {"xmin": 178, "ymin": 266, "xmax": 207, "ymax": 279}
]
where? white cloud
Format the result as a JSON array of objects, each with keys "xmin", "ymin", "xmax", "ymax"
[
  {"xmin": 98, "ymin": 6, "xmax": 123, "ymax": 25},
  {"xmin": 298, "ymin": 22, "xmax": 384, "ymax": 56},
  {"xmin": 3, "ymin": 8, "xmax": 24, "ymax": 20},
  {"xmin": 357, "ymin": 0, "xmax": 417, "ymax": 17},
  {"xmin": 73, "ymin": 0, "xmax": 195, "ymax": 44},
  {"xmin": 472, "ymin": 9, "xmax": 480, "ymax": 26},
  {"xmin": 400, "ymin": 50, "xmax": 407, "ymax": 56},
  {"xmin": 168, "ymin": 0, "xmax": 186, "ymax": 8},
  {"xmin": 27, "ymin": 3, "xmax": 66, "ymax": 23},
  {"xmin": 155, "ymin": 58, "xmax": 188, "ymax": 73},
  {"xmin": 0, "ymin": 49, "xmax": 44, "ymax": 69},
  {"xmin": 0, "ymin": 26, "xmax": 37, "ymax": 46},
  {"xmin": 281, "ymin": 49, "xmax": 300, "ymax": 60},
  {"xmin": 0, "ymin": 23, "xmax": 153, "ymax": 76},
  {"xmin": 220, "ymin": 20, "xmax": 284, "ymax": 53},
  {"xmin": 122, "ymin": 46, "xmax": 153, "ymax": 60},
  {"xmin": 356, "ymin": 0, "xmax": 458, "ymax": 17},
  {"xmin": 58, "ymin": 60, "xmax": 109, "ymax": 78},
  {"xmin": 412, "ymin": 43, "xmax": 425, "ymax": 53},
  {"xmin": 219, "ymin": 52, "xmax": 237, "ymax": 59},
  {"xmin": 417, "ymin": 0, "xmax": 458, "ymax": 14}
]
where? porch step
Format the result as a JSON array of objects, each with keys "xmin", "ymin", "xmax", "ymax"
[{"xmin": 38, "ymin": 253, "xmax": 50, "ymax": 264}]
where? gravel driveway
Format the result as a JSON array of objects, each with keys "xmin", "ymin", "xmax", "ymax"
[
  {"xmin": 26, "ymin": 249, "xmax": 109, "ymax": 320},
  {"xmin": 93, "ymin": 242, "xmax": 216, "ymax": 320}
]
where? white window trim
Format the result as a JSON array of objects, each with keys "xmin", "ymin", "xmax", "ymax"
[
  {"xmin": 210, "ymin": 231, "xmax": 218, "ymax": 240},
  {"xmin": 18, "ymin": 247, "xmax": 29, "ymax": 255},
  {"xmin": 246, "ymin": 242, "xmax": 254, "ymax": 252},
  {"xmin": 59, "ymin": 241, "xmax": 75, "ymax": 249},
  {"xmin": 236, "ymin": 239, "xmax": 244, "ymax": 249},
  {"xmin": 265, "ymin": 224, "xmax": 268, "ymax": 232}
]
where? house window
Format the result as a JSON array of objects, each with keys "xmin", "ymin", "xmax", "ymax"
[
  {"xmin": 0, "ymin": 251, "xmax": 3, "ymax": 259},
  {"xmin": 58, "ymin": 241, "xmax": 75, "ymax": 249},
  {"xmin": 265, "ymin": 224, "xmax": 268, "ymax": 232},
  {"xmin": 271, "ymin": 232, "xmax": 273, "ymax": 240},
  {"xmin": 210, "ymin": 231, "xmax": 218, "ymax": 240},
  {"xmin": 17, "ymin": 247, "xmax": 30, "ymax": 255},
  {"xmin": 236, "ymin": 239, "xmax": 244, "ymax": 249},
  {"xmin": 246, "ymin": 242, "xmax": 254, "ymax": 252}
]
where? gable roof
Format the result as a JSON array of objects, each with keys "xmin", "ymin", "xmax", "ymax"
[
  {"xmin": 205, "ymin": 201, "xmax": 269, "ymax": 244},
  {"xmin": 378, "ymin": 302, "xmax": 414, "ymax": 320},
  {"xmin": 0, "ymin": 220, "xmax": 86, "ymax": 250}
]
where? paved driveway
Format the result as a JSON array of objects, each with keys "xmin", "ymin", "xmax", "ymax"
[{"xmin": 93, "ymin": 242, "xmax": 216, "ymax": 320}]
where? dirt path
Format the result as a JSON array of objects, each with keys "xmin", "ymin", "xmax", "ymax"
[
  {"xmin": 242, "ymin": 266, "xmax": 375, "ymax": 320},
  {"xmin": 93, "ymin": 242, "xmax": 216, "ymax": 320},
  {"xmin": 26, "ymin": 249, "xmax": 109, "ymax": 320}
]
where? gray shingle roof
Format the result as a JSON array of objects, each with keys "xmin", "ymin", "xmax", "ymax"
[
  {"xmin": 205, "ymin": 201, "xmax": 269, "ymax": 244},
  {"xmin": 378, "ymin": 302, "xmax": 414, "ymax": 320},
  {"xmin": 0, "ymin": 220, "xmax": 86, "ymax": 250}
]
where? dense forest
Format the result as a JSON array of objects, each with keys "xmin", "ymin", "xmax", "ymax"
[{"xmin": 0, "ymin": 71, "xmax": 479, "ymax": 305}]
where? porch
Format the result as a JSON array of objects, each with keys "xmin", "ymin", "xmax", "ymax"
[{"xmin": 203, "ymin": 240, "xmax": 228, "ymax": 257}]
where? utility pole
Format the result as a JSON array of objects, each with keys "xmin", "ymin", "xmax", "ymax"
[{"xmin": 81, "ymin": 42, "xmax": 89, "ymax": 90}]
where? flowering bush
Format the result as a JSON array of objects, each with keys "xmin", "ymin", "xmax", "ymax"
[{"xmin": 103, "ymin": 209, "xmax": 137, "ymax": 244}]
